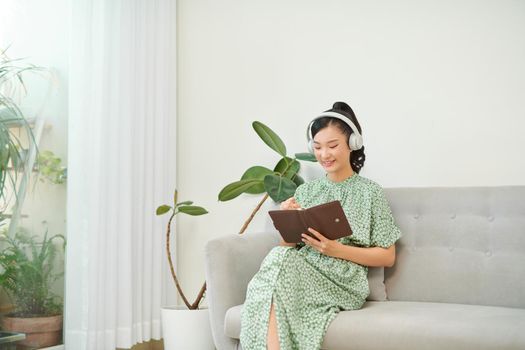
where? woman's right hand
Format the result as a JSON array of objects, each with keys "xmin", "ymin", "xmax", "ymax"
[{"xmin": 280, "ymin": 197, "xmax": 301, "ymax": 210}]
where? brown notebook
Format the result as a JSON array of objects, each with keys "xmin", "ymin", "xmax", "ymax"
[{"xmin": 268, "ymin": 200, "xmax": 352, "ymax": 243}]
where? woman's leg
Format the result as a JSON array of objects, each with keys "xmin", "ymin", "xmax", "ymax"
[{"xmin": 266, "ymin": 302, "xmax": 280, "ymax": 350}]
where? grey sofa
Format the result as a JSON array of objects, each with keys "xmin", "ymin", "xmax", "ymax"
[{"xmin": 205, "ymin": 186, "xmax": 525, "ymax": 350}]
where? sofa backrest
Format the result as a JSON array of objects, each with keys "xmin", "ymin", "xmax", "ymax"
[{"xmin": 384, "ymin": 186, "xmax": 525, "ymax": 309}]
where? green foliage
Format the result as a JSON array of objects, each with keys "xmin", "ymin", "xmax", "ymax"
[
  {"xmin": 218, "ymin": 121, "xmax": 317, "ymax": 203},
  {"xmin": 274, "ymin": 157, "xmax": 300, "ymax": 180},
  {"xmin": 263, "ymin": 174, "xmax": 297, "ymax": 203},
  {"xmin": 0, "ymin": 48, "xmax": 41, "ymax": 206},
  {"xmin": 252, "ymin": 121, "xmax": 286, "ymax": 157},
  {"xmin": 218, "ymin": 179, "xmax": 261, "ymax": 201},
  {"xmin": 36, "ymin": 150, "xmax": 67, "ymax": 185},
  {"xmin": 156, "ymin": 205, "xmax": 172, "ymax": 215},
  {"xmin": 295, "ymin": 152, "xmax": 318, "ymax": 162},
  {"xmin": 0, "ymin": 49, "xmax": 63, "ymax": 318},
  {"xmin": 240, "ymin": 166, "xmax": 274, "ymax": 194},
  {"xmin": 155, "ymin": 190, "xmax": 208, "ymax": 217},
  {"xmin": 0, "ymin": 228, "xmax": 65, "ymax": 317}
]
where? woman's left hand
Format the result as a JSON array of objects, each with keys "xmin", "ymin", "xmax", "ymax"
[{"xmin": 301, "ymin": 227, "xmax": 343, "ymax": 258}]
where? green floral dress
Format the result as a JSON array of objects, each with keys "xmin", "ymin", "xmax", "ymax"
[{"xmin": 240, "ymin": 172, "xmax": 402, "ymax": 350}]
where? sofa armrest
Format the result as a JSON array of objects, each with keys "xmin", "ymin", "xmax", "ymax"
[{"xmin": 204, "ymin": 231, "xmax": 279, "ymax": 350}]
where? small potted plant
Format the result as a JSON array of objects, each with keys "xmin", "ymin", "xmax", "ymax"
[
  {"xmin": 156, "ymin": 190, "xmax": 211, "ymax": 349},
  {"xmin": 0, "ymin": 228, "xmax": 65, "ymax": 348}
]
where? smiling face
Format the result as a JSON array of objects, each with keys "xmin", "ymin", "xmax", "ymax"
[{"xmin": 312, "ymin": 122, "xmax": 353, "ymax": 181}]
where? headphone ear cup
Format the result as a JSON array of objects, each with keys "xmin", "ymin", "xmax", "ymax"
[
  {"xmin": 308, "ymin": 139, "xmax": 314, "ymax": 153},
  {"xmin": 349, "ymin": 133, "xmax": 363, "ymax": 151}
]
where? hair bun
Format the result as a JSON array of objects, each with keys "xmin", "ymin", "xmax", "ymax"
[
  {"xmin": 332, "ymin": 101, "xmax": 356, "ymax": 119},
  {"xmin": 332, "ymin": 101, "xmax": 350, "ymax": 111}
]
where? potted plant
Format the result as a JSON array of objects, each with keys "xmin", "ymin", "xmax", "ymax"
[
  {"xmin": 218, "ymin": 121, "xmax": 316, "ymax": 233},
  {"xmin": 0, "ymin": 228, "xmax": 65, "ymax": 348},
  {"xmin": 1, "ymin": 48, "xmax": 67, "ymax": 347},
  {"xmin": 156, "ymin": 190, "xmax": 211, "ymax": 349}
]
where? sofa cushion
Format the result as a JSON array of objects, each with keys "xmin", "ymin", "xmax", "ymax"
[
  {"xmin": 384, "ymin": 187, "xmax": 525, "ymax": 308},
  {"xmin": 225, "ymin": 301, "xmax": 525, "ymax": 350},
  {"xmin": 366, "ymin": 266, "xmax": 387, "ymax": 301}
]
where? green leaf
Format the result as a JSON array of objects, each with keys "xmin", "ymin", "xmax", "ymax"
[
  {"xmin": 156, "ymin": 205, "xmax": 172, "ymax": 215},
  {"xmin": 176, "ymin": 201, "xmax": 194, "ymax": 206},
  {"xmin": 241, "ymin": 166, "xmax": 274, "ymax": 194},
  {"xmin": 178, "ymin": 206, "xmax": 208, "ymax": 216},
  {"xmin": 273, "ymin": 157, "xmax": 300, "ymax": 179},
  {"xmin": 293, "ymin": 174, "xmax": 305, "ymax": 187},
  {"xmin": 263, "ymin": 174, "xmax": 297, "ymax": 202},
  {"xmin": 252, "ymin": 121, "xmax": 287, "ymax": 157},
  {"xmin": 295, "ymin": 152, "xmax": 318, "ymax": 162},
  {"xmin": 218, "ymin": 179, "xmax": 261, "ymax": 201}
]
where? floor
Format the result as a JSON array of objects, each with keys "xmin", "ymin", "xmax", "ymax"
[{"xmin": 15, "ymin": 338, "xmax": 163, "ymax": 349}]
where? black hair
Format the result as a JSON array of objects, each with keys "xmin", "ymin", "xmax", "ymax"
[{"xmin": 310, "ymin": 101, "xmax": 366, "ymax": 173}]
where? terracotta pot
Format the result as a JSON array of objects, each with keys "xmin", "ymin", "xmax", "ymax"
[{"xmin": 1, "ymin": 314, "xmax": 63, "ymax": 348}]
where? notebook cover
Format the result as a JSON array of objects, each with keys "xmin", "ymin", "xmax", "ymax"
[{"xmin": 268, "ymin": 200, "xmax": 353, "ymax": 243}]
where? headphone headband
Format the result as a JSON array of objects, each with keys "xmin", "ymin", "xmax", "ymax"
[{"xmin": 306, "ymin": 110, "xmax": 363, "ymax": 152}]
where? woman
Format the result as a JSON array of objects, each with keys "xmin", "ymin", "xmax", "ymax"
[{"xmin": 240, "ymin": 101, "xmax": 402, "ymax": 350}]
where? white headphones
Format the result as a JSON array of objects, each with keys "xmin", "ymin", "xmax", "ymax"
[{"xmin": 306, "ymin": 111, "xmax": 363, "ymax": 153}]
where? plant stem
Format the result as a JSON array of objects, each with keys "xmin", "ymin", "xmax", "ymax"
[
  {"xmin": 166, "ymin": 212, "xmax": 206, "ymax": 309},
  {"xmin": 239, "ymin": 193, "xmax": 269, "ymax": 234},
  {"xmin": 191, "ymin": 281, "xmax": 207, "ymax": 310}
]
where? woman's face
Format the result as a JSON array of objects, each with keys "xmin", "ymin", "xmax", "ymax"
[{"xmin": 312, "ymin": 123, "xmax": 352, "ymax": 175}]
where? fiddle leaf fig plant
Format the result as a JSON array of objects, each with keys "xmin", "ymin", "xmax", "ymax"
[
  {"xmin": 218, "ymin": 121, "xmax": 317, "ymax": 234},
  {"xmin": 156, "ymin": 190, "xmax": 208, "ymax": 310}
]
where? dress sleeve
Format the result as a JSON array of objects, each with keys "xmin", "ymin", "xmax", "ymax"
[{"xmin": 370, "ymin": 186, "xmax": 402, "ymax": 248}]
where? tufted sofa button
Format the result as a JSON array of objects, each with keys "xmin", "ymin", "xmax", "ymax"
[
  {"xmin": 485, "ymin": 250, "xmax": 492, "ymax": 257},
  {"xmin": 413, "ymin": 214, "xmax": 419, "ymax": 219},
  {"xmin": 450, "ymin": 213, "xmax": 456, "ymax": 219},
  {"xmin": 488, "ymin": 216, "xmax": 494, "ymax": 222},
  {"xmin": 449, "ymin": 247, "xmax": 454, "ymax": 252}
]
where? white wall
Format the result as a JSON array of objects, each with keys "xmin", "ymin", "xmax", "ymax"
[{"xmin": 177, "ymin": 0, "xmax": 525, "ymax": 303}]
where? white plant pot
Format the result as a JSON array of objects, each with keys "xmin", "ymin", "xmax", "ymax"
[{"xmin": 161, "ymin": 306, "xmax": 215, "ymax": 350}]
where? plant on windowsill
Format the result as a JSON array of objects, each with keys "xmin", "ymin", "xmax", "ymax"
[{"xmin": 0, "ymin": 228, "xmax": 66, "ymax": 348}]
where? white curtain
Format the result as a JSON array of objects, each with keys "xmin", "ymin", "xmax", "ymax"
[{"xmin": 65, "ymin": 0, "xmax": 177, "ymax": 349}]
